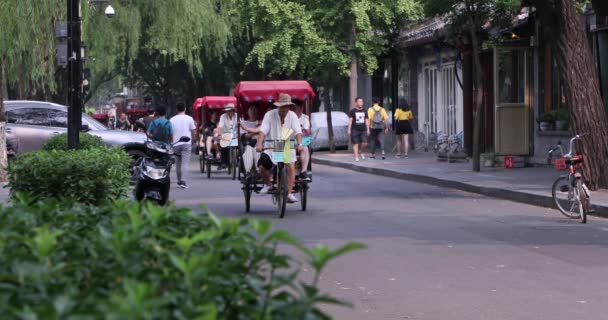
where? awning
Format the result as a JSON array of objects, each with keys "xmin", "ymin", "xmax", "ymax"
[
  {"xmin": 233, "ymin": 81, "xmax": 316, "ymax": 103},
  {"xmin": 192, "ymin": 96, "xmax": 237, "ymax": 110}
]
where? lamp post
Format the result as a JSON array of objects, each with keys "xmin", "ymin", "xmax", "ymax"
[
  {"xmin": 66, "ymin": 0, "xmax": 113, "ymax": 149},
  {"xmin": 66, "ymin": 0, "xmax": 82, "ymax": 149}
]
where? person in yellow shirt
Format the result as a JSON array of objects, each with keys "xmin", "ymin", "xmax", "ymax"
[
  {"xmin": 367, "ymin": 97, "xmax": 389, "ymax": 159},
  {"xmin": 394, "ymin": 99, "xmax": 414, "ymax": 158}
]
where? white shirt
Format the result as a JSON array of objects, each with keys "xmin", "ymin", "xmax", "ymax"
[
  {"xmin": 298, "ymin": 114, "xmax": 310, "ymax": 131},
  {"xmin": 260, "ymin": 109, "xmax": 302, "ymax": 141},
  {"xmin": 170, "ymin": 114, "xmax": 196, "ymax": 146},
  {"xmin": 218, "ymin": 113, "xmax": 237, "ymax": 135}
]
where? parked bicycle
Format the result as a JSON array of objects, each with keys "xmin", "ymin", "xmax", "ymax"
[{"xmin": 548, "ymin": 134, "xmax": 592, "ymax": 223}]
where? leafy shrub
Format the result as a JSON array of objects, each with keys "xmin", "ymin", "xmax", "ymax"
[
  {"xmin": 0, "ymin": 198, "xmax": 364, "ymax": 319},
  {"xmin": 42, "ymin": 132, "xmax": 105, "ymax": 151},
  {"xmin": 8, "ymin": 148, "xmax": 131, "ymax": 205}
]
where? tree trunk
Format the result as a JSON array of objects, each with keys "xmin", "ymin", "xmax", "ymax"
[
  {"xmin": 349, "ymin": 22, "xmax": 358, "ymax": 106},
  {"xmin": 469, "ymin": 24, "xmax": 484, "ymax": 172},
  {"xmin": 0, "ymin": 59, "xmax": 9, "ymax": 183},
  {"xmin": 324, "ymin": 86, "xmax": 336, "ymax": 153},
  {"xmin": 531, "ymin": 0, "xmax": 608, "ymax": 189}
]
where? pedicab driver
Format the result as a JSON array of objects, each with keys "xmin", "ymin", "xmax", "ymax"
[{"xmin": 256, "ymin": 93, "xmax": 303, "ymax": 203}]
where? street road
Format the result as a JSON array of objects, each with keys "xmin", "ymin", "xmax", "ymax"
[{"xmin": 170, "ymin": 161, "xmax": 608, "ymax": 320}]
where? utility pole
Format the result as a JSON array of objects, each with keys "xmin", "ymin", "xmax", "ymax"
[{"xmin": 67, "ymin": 0, "xmax": 82, "ymax": 149}]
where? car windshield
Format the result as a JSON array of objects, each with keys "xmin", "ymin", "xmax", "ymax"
[{"xmin": 82, "ymin": 113, "xmax": 108, "ymax": 130}]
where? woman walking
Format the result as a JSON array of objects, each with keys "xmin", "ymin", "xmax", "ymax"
[{"xmin": 394, "ymin": 99, "xmax": 414, "ymax": 158}]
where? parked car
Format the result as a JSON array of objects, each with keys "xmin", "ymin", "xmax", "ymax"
[
  {"xmin": 310, "ymin": 111, "xmax": 349, "ymax": 151},
  {"xmin": 4, "ymin": 101, "xmax": 147, "ymax": 160}
]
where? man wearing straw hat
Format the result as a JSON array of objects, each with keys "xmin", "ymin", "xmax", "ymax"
[
  {"xmin": 256, "ymin": 93, "xmax": 303, "ymax": 203},
  {"xmin": 217, "ymin": 104, "xmax": 238, "ymax": 168}
]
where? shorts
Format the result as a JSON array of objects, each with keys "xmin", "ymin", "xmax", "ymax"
[
  {"xmin": 351, "ymin": 129, "xmax": 368, "ymax": 145},
  {"xmin": 258, "ymin": 153, "xmax": 273, "ymax": 170},
  {"xmin": 396, "ymin": 120, "xmax": 413, "ymax": 135}
]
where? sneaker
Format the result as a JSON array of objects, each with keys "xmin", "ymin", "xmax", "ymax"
[
  {"xmin": 361, "ymin": 154, "xmax": 366, "ymax": 160},
  {"xmin": 382, "ymin": 154, "xmax": 386, "ymax": 160},
  {"xmin": 395, "ymin": 154, "xmax": 401, "ymax": 158},
  {"xmin": 260, "ymin": 185, "xmax": 273, "ymax": 194},
  {"xmin": 287, "ymin": 194, "xmax": 298, "ymax": 203},
  {"xmin": 369, "ymin": 155, "xmax": 375, "ymax": 159},
  {"xmin": 180, "ymin": 182, "xmax": 189, "ymax": 189},
  {"xmin": 355, "ymin": 158, "xmax": 360, "ymax": 162},
  {"xmin": 299, "ymin": 172, "xmax": 311, "ymax": 181}
]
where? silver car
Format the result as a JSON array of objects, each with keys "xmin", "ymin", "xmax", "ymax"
[{"xmin": 5, "ymin": 100, "xmax": 147, "ymax": 159}]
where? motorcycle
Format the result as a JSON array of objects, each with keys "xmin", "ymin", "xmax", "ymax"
[{"xmin": 133, "ymin": 136, "xmax": 190, "ymax": 205}]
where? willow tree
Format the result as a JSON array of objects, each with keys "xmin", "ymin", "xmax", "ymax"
[{"xmin": 0, "ymin": 1, "xmax": 63, "ymax": 181}]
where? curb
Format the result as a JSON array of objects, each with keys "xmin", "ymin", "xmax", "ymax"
[{"xmin": 313, "ymin": 157, "xmax": 608, "ymax": 219}]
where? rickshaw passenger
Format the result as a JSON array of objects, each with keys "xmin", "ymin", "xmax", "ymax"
[
  {"xmin": 240, "ymin": 104, "xmax": 262, "ymax": 174},
  {"xmin": 204, "ymin": 111, "xmax": 220, "ymax": 159},
  {"xmin": 291, "ymin": 101, "xmax": 311, "ymax": 181},
  {"xmin": 256, "ymin": 93, "xmax": 303, "ymax": 203}
]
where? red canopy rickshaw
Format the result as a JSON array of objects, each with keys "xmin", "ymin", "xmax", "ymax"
[
  {"xmin": 193, "ymin": 96, "xmax": 239, "ymax": 179},
  {"xmin": 233, "ymin": 80, "xmax": 316, "ymax": 217}
]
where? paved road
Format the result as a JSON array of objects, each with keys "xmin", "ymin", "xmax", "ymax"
[{"xmin": 170, "ymin": 162, "xmax": 608, "ymax": 320}]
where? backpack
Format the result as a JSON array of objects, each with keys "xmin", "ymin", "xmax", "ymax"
[
  {"xmin": 151, "ymin": 120, "xmax": 171, "ymax": 143},
  {"xmin": 372, "ymin": 107, "xmax": 384, "ymax": 128}
]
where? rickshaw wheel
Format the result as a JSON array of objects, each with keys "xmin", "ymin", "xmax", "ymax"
[
  {"xmin": 300, "ymin": 183, "xmax": 308, "ymax": 212},
  {"xmin": 243, "ymin": 184, "xmax": 251, "ymax": 212},
  {"xmin": 206, "ymin": 160, "xmax": 212, "ymax": 179},
  {"xmin": 277, "ymin": 166, "xmax": 287, "ymax": 219},
  {"xmin": 199, "ymin": 153, "xmax": 206, "ymax": 173}
]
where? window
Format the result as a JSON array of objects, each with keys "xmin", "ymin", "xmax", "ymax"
[
  {"xmin": 48, "ymin": 109, "xmax": 68, "ymax": 128},
  {"xmin": 7, "ymin": 108, "xmax": 49, "ymax": 126},
  {"xmin": 497, "ymin": 49, "xmax": 526, "ymax": 104},
  {"xmin": 543, "ymin": 45, "xmax": 568, "ymax": 112}
]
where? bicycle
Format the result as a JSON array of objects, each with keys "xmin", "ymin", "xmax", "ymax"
[{"xmin": 548, "ymin": 134, "xmax": 591, "ymax": 224}]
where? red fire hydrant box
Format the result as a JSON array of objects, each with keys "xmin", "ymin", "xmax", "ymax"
[{"xmin": 504, "ymin": 156, "xmax": 525, "ymax": 168}]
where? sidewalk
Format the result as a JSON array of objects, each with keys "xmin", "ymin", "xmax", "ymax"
[{"xmin": 312, "ymin": 151, "xmax": 608, "ymax": 218}]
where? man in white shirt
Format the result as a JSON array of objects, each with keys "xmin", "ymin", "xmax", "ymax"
[
  {"xmin": 291, "ymin": 101, "xmax": 311, "ymax": 181},
  {"xmin": 256, "ymin": 93, "xmax": 303, "ymax": 203},
  {"xmin": 217, "ymin": 104, "xmax": 238, "ymax": 167},
  {"xmin": 170, "ymin": 103, "xmax": 196, "ymax": 188}
]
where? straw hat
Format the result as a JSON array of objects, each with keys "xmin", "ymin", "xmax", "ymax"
[
  {"xmin": 224, "ymin": 103, "xmax": 236, "ymax": 111},
  {"xmin": 273, "ymin": 93, "xmax": 295, "ymax": 107}
]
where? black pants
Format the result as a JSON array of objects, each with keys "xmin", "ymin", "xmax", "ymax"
[{"xmin": 369, "ymin": 129, "xmax": 385, "ymax": 155}]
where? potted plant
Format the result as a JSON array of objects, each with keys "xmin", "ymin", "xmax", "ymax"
[
  {"xmin": 538, "ymin": 112, "xmax": 555, "ymax": 131},
  {"xmin": 554, "ymin": 108, "xmax": 569, "ymax": 131}
]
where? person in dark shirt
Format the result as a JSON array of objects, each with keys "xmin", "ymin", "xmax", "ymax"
[{"xmin": 347, "ymin": 97, "xmax": 370, "ymax": 162}]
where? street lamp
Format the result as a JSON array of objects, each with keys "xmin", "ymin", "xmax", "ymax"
[{"xmin": 67, "ymin": 0, "xmax": 114, "ymax": 149}]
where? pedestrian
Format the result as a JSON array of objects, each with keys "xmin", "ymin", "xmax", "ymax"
[
  {"xmin": 394, "ymin": 98, "xmax": 414, "ymax": 158},
  {"xmin": 347, "ymin": 97, "xmax": 369, "ymax": 162},
  {"xmin": 143, "ymin": 109, "xmax": 156, "ymax": 131},
  {"xmin": 117, "ymin": 113, "xmax": 132, "ymax": 131},
  {"xmin": 367, "ymin": 97, "xmax": 389, "ymax": 159},
  {"xmin": 147, "ymin": 106, "xmax": 172, "ymax": 143},
  {"xmin": 170, "ymin": 102, "xmax": 196, "ymax": 189}
]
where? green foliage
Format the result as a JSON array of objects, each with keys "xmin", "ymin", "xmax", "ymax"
[
  {"xmin": 539, "ymin": 112, "xmax": 556, "ymax": 123},
  {"xmin": 42, "ymin": 132, "xmax": 105, "ymax": 151},
  {"xmin": 8, "ymin": 148, "xmax": 130, "ymax": 205},
  {"xmin": 0, "ymin": 199, "xmax": 365, "ymax": 319}
]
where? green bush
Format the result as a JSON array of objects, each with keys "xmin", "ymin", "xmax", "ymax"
[
  {"xmin": 42, "ymin": 132, "xmax": 105, "ymax": 151},
  {"xmin": 8, "ymin": 148, "xmax": 131, "ymax": 205},
  {"xmin": 0, "ymin": 198, "xmax": 364, "ymax": 319}
]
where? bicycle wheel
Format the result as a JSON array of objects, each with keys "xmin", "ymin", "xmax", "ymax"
[
  {"xmin": 577, "ymin": 179, "xmax": 587, "ymax": 224},
  {"xmin": 277, "ymin": 166, "xmax": 287, "ymax": 218},
  {"xmin": 552, "ymin": 176, "xmax": 581, "ymax": 219},
  {"xmin": 300, "ymin": 183, "xmax": 308, "ymax": 212}
]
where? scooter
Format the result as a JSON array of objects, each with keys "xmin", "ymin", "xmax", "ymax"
[{"xmin": 133, "ymin": 136, "xmax": 190, "ymax": 205}]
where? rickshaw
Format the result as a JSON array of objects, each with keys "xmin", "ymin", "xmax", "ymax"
[
  {"xmin": 192, "ymin": 96, "xmax": 240, "ymax": 180},
  {"xmin": 234, "ymin": 80, "xmax": 315, "ymax": 218}
]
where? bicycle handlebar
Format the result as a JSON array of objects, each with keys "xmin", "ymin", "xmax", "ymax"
[{"xmin": 549, "ymin": 133, "xmax": 586, "ymax": 159}]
